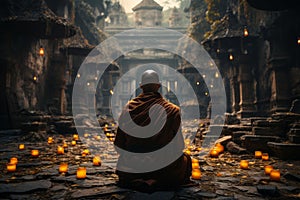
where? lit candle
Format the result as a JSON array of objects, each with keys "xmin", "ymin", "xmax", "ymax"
[
  {"xmin": 229, "ymin": 53, "xmax": 234, "ymax": 61},
  {"xmin": 185, "ymin": 149, "xmax": 191, "ymax": 156},
  {"xmin": 7, "ymin": 163, "xmax": 16, "ymax": 172},
  {"xmin": 39, "ymin": 46, "xmax": 45, "ymax": 56},
  {"xmin": 63, "ymin": 142, "xmax": 68, "ymax": 148},
  {"xmin": 243, "ymin": 27, "xmax": 249, "ymax": 37},
  {"xmin": 210, "ymin": 148, "xmax": 219, "ymax": 158},
  {"xmin": 48, "ymin": 137, "xmax": 53, "ymax": 144},
  {"xmin": 270, "ymin": 169, "xmax": 280, "ymax": 181},
  {"xmin": 264, "ymin": 165, "xmax": 273, "ymax": 175},
  {"xmin": 191, "ymin": 169, "xmax": 201, "ymax": 180},
  {"xmin": 255, "ymin": 151, "xmax": 262, "ymax": 159},
  {"xmin": 84, "ymin": 133, "xmax": 89, "ymax": 138},
  {"xmin": 192, "ymin": 158, "xmax": 200, "ymax": 169},
  {"xmin": 10, "ymin": 157, "xmax": 18, "ymax": 165},
  {"xmin": 262, "ymin": 153, "xmax": 269, "ymax": 161},
  {"xmin": 71, "ymin": 140, "xmax": 76, "ymax": 146},
  {"xmin": 93, "ymin": 156, "xmax": 101, "ymax": 166},
  {"xmin": 73, "ymin": 134, "xmax": 79, "ymax": 141},
  {"xmin": 59, "ymin": 163, "xmax": 68, "ymax": 173},
  {"xmin": 31, "ymin": 149, "xmax": 39, "ymax": 157},
  {"xmin": 240, "ymin": 160, "xmax": 249, "ymax": 169},
  {"xmin": 83, "ymin": 149, "xmax": 90, "ymax": 155},
  {"xmin": 57, "ymin": 146, "xmax": 64, "ymax": 155},
  {"xmin": 19, "ymin": 144, "xmax": 25, "ymax": 150},
  {"xmin": 215, "ymin": 143, "xmax": 224, "ymax": 153},
  {"xmin": 76, "ymin": 167, "xmax": 86, "ymax": 179}
]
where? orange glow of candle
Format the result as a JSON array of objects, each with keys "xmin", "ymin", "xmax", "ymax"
[
  {"xmin": 192, "ymin": 161, "xmax": 200, "ymax": 169},
  {"xmin": 71, "ymin": 140, "xmax": 76, "ymax": 146},
  {"xmin": 57, "ymin": 146, "xmax": 64, "ymax": 155},
  {"xmin": 19, "ymin": 144, "xmax": 25, "ymax": 150},
  {"xmin": 191, "ymin": 169, "xmax": 201, "ymax": 180},
  {"xmin": 264, "ymin": 165, "xmax": 273, "ymax": 175},
  {"xmin": 83, "ymin": 149, "xmax": 90, "ymax": 155},
  {"xmin": 31, "ymin": 150, "xmax": 39, "ymax": 157},
  {"xmin": 59, "ymin": 163, "xmax": 68, "ymax": 173},
  {"xmin": 270, "ymin": 169, "xmax": 280, "ymax": 181},
  {"xmin": 184, "ymin": 149, "xmax": 191, "ymax": 155},
  {"xmin": 10, "ymin": 157, "xmax": 18, "ymax": 165},
  {"xmin": 93, "ymin": 156, "xmax": 101, "ymax": 166},
  {"xmin": 229, "ymin": 53, "xmax": 234, "ymax": 61},
  {"xmin": 48, "ymin": 137, "xmax": 54, "ymax": 144},
  {"xmin": 39, "ymin": 46, "xmax": 45, "ymax": 56},
  {"xmin": 210, "ymin": 148, "xmax": 219, "ymax": 158},
  {"xmin": 262, "ymin": 153, "xmax": 269, "ymax": 161},
  {"xmin": 215, "ymin": 143, "xmax": 224, "ymax": 153},
  {"xmin": 255, "ymin": 151, "xmax": 262, "ymax": 159},
  {"xmin": 243, "ymin": 27, "xmax": 249, "ymax": 37},
  {"xmin": 84, "ymin": 133, "xmax": 89, "ymax": 138},
  {"xmin": 7, "ymin": 163, "xmax": 16, "ymax": 172},
  {"xmin": 73, "ymin": 134, "xmax": 79, "ymax": 141},
  {"xmin": 240, "ymin": 160, "xmax": 249, "ymax": 169},
  {"xmin": 63, "ymin": 142, "xmax": 68, "ymax": 148},
  {"xmin": 76, "ymin": 167, "xmax": 86, "ymax": 179}
]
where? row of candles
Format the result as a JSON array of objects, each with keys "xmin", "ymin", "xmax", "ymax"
[
  {"xmin": 239, "ymin": 151, "xmax": 281, "ymax": 181},
  {"xmin": 7, "ymin": 134, "xmax": 102, "ymax": 179},
  {"xmin": 189, "ymin": 143, "xmax": 281, "ymax": 181}
]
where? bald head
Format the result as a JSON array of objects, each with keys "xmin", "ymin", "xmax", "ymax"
[{"xmin": 140, "ymin": 70, "xmax": 161, "ymax": 92}]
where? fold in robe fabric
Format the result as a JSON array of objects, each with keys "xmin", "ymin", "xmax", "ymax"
[{"xmin": 114, "ymin": 92, "xmax": 192, "ymax": 188}]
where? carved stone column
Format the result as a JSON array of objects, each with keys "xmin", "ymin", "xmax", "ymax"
[
  {"xmin": 269, "ymin": 57, "xmax": 291, "ymax": 113},
  {"xmin": 237, "ymin": 55, "xmax": 256, "ymax": 118},
  {"xmin": 229, "ymin": 65, "xmax": 240, "ymax": 114}
]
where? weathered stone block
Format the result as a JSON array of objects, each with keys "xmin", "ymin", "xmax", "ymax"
[
  {"xmin": 241, "ymin": 135, "xmax": 281, "ymax": 153},
  {"xmin": 268, "ymin": 142, "xmax": 300, "ymax": 160}
]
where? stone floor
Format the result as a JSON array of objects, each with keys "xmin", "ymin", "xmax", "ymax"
[{"xmin": 0, "ymin": 120, "xmax": 300, "ymax": 200}]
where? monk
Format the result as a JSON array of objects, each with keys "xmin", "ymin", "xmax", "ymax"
[{"xmin": 114, "ymin": 70, "xmax": 192, "ymax": 192}]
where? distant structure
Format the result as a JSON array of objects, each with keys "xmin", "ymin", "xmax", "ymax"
[
  {"xmin": 107, "ymin": 1, "xmax": 128, "ymax": 26},
  {"xmin": 132, "ymin": 0, "xmax": 163, "ymax": 27},
  {"xmin": 169, "ymin": 7, "xmax": 182, "ymax": 27}
]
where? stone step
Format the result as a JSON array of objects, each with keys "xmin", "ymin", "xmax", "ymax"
[
  {"xmin": 268, "ymin": 142, "xmax": 300, "ymax": 160},
  {"xmin": 241, "ymin": 135, "xmax": 281, "ymax": 153},
  {"xmin": 252, "ymin": 126, "xmax": 286, "ymax": 137}
]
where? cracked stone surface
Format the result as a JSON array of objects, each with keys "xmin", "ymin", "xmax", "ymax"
[{"xmin": 0, "ymin": 120, "xmax": 300, "ymax": 199}]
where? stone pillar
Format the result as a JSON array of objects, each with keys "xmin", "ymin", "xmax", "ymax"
[
  {"xmin": 101, "ymin": 71, "xmax": 113, "ymax": 115},
  {"xmin": 237, "ymin": 55, "xmax": 256, "ymax": 118},
  {"xmin": 229, "ymin": 65, "xmax": 240, "ymax": 114},
  {"xmin": 269, "ymin": 57, "xmax": 291, "ymax": 113}
]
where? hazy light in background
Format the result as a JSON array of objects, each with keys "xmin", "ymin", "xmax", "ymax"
[{"xmin": 119, "ymin": 0, "xmax": 180, "ymax": 13}]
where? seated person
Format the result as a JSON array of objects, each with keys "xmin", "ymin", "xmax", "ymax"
[{"xmin": 114, "ymin": 70, "xmax": 192, "ymax": 192}]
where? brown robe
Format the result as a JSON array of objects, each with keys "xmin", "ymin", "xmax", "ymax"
[{"xmin": 114, "ymin": 92, "xmax": 192, "ymax": 189}]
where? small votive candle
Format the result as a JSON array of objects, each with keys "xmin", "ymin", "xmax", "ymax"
[
  {"xmin": 76, "ymin": 167, "xmax": 86, "ymax": 179},
  {"xmin": 10, "ymin": 157, "xmax": 18, "ymax": 165},
  {"xmin": 270, "ymin": 169, "xmax": 280, "ymax": 181},
  {"xmin": 7, "ymin": 163, "xmax": 16, "ymax": 172},
  {"xmin": 57, "ymin": 146, "xmax": 64, "ymax": 155},
  {"xmin": 73, "ymin": 134, "xmax": 79, "ymax": 141},
  {"xmin": 19, "ymin": 144, "xmax": 25, "ymax": 150},
  {"xmin": 240, "ymin": 160, "xmax": 249, "ymax": 169},
  {"xmin": 264, "ymin": 165, "xmax": 273, "ymax": 175},
  {"xmin": 31, "ymin": 149, "xmax": 39, "ymax": 157},
  {"xmin": 84, "ymin": 133, "xmax": 89, "ymax": 138},
  {"xmin": 83, "ymin": 149, "xmax": 90, "ymax": 155},
  {"xmin": 48, "ymin": 137, "xmax": 54, "ymax": 144},
  {"xmin": 255, "ymin": 151, "xmax": 262, "ymax": 159},
  {"xmin": 93, "ymin": 156, "xmax": 101, "ymax": 166},
  {"xmin": 192, "ymin": 159, "xmax": 199, "ymax": 169},
  {"xmin": 262, "ymin": 153, "xmax": 269, "ymax": 161},
  {"xmin": 185, "ymin": 149, "xmax": 191, "ymax": 155},
  {"xmin": 59, "ymin": 163, "xmax": 68, "ymax": 173},
  {"xmin": 63, "ymin": 142, "xmax": 68, "ymax": 148},
  {"xmin": 210, "ymin": 148, "xmax": 219, "ymax": 158},
  {"xmin": 71, "ymin": 140, "xmax": 76, "ymax": 146},
  {"xmin": 192, "ymin": 169, "xmax": 201, "ymax": 180},
  {"xmin": 215, "ymin": 143, "xmax": 224, "ymax": 153}
]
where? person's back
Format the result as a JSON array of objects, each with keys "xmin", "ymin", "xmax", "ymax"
[{"xmin": 114, "ymin": 70, "xmax": 192, "ymax": 192}]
